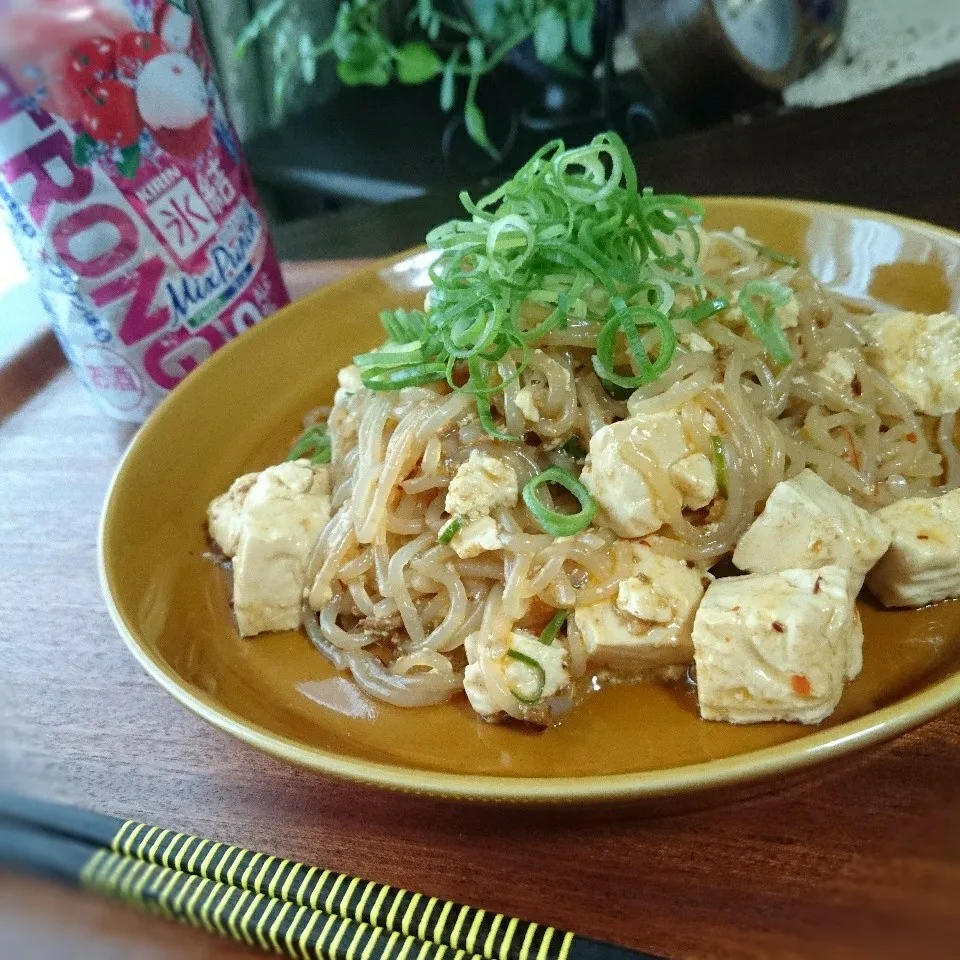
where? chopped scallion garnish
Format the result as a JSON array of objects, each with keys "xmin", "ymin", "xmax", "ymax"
[
  {"xmin": 683, "ymin": 296, "xmax": 729, "ymax": 324},
  {"xmin": 562, "ymin": 436, "xmax": 587, "ymax": 461},
  {"xmin": 539, "ymin": 610, "xmax": 568, "ymax": 645},
  {"xmin": 599, "ymin": 377, "xmax": 634, "ymax": 401},
  {"xmin": 522, "ymin": 467, "xmax": 596, "ymax": 537},
  {"xmin": 506, "ymin": 649, "xmax": 546, "ymax": 704},
  {"xmin": 438, "ymin": 517, "xmax": 462, "ymax": 545},
  {"xmin": 738, "ymin": 281, "xmax": 794, "ymax": 367},
  {"xmin": 286, "ymin": 424, "xmax": 331, "ymax": 465},
  {"xmin": 745, "ymin": 239, "xmax": 799, "ymax": 268},
  {"xmin": 712, "ymin": 436, "xmax": 728, "ymax": 497},
  {"xmin": 352, "ymin": 132, "xmax": 711, "ymax": 437}
]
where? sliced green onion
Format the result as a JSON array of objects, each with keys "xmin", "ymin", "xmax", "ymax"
[
  {"xmin": 683, "ymin": 296, "xmax": 729, "ymax": 324},
  {"xmin": 712, "ymin": 435, "xmax": 728, "ymax": 497},
  {"xmin": 738, "ymin": 281, "xmax": 794, "ymax": 367},
  {"xmin": 522, "ymin": 467, "xmax": 596, "ymax": 536},
  {"xmin": 539, "ymin": 610, "xmax": 568, "ymax": 645},
  {"xmin": 438, "ymin": 517, "xmax": 462, "ymax": 545},
  {"xmin": 360, "ymin": 362, "xmax": 447, "ymax": 390},
  {"xmin": 745, "ymin": 239, "xmax": 799, "ymax": 268},
  {"xmin": 353, "ymin": 133, "xmax": 712, "ymax": 437},
  {"xmin": 506, "ymin": 649, "xmax": 546, "ymax": 704},
  {"xmin": 599, "ymin": 377, "xmax": 634, "ymax": 401},
  {"xmin": 354, "ymin": 341, "xmax": 427, "ymax": 368},
  {"xmin": 469, "ymin": 356, "xmax": 517, "ymax": 441},
  {"xmin": 286, "ymin": 424, "xmax": 331, "ymax": 465},
  {"xmin": 563, "ymin": 436, "xmax": 587, "ymax": 460}
]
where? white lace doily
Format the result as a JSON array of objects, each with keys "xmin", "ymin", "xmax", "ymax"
[{"xmin": 784, "ymin": 0, "xmax": 960, "ymax": 107}]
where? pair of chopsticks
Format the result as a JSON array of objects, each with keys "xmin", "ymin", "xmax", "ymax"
[{"xmin": 0, "ymin": 792, "xmax": 662, "ymax": 960}]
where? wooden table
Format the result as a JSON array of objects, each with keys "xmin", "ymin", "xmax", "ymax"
[{"xmin": 2, "ymin": 256, "xmax": 959, "ymax": 960}]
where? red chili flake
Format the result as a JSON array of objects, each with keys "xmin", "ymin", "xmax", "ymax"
[
  {"xmin": 851, "ymin": 375, "xmax": 862, "ymax": 397},
  {"xmin": 791, "ymin": 674, "xmax": 811, "ymax": 696},
  {"xmin": 772, "ymin": 621, "xmax": 786, "ymax": 633},
  {"xmin": 813, "ymin": 576, "xmax": 823, "ymax": 594},
  {"xmin": 905, "ymin": 432, "xmax": 917, "ymax": 443},
  {"xmin": 840, "ymin": 427, "xmax": 861, "ymax": 471}
]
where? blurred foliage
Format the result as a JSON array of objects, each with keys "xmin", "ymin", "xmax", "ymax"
[{"xmin": 236, "ymin": 0, "xmax": 596, "ymax": 157}]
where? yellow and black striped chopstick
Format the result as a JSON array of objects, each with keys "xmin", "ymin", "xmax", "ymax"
[
  {"xmin": 0, "ymin": 792, "xmax": 661, "ymax": 960},
  {"xmin": 0, "ymin": 820, "xmax": 487, "ymax": 960}
]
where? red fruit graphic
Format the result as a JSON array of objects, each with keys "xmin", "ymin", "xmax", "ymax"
[
  {"xmin": 82, "ymin": 79, "xmax": 143, "ymax": 149},
  {"xmin": 117, "ymin": 31, "xmax": 167, "ymax": 80},
  {"xmin": 66, "ymin": 36, "xmax": 117, "ymax": 92}
]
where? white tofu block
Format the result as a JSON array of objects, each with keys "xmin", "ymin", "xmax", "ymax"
[
  {"xmin": 463, "ymin": 629, "xmax": 570, "ymax": 720},
  {"xmin": 581, "ymin": 411, "xmax": 719, "ymax": 538},
  {"xmin": 863, "ymin": 311, "xmax": 960, "ymax": 415},
  {"xmin": 692, "ymin": 566, "xmax": 862, "ymax": 725},
  {"xmin": 513, "ymin": 386, "xmax": 542, "ymax": 422},
  {"xmin": 451, "ymin": 516, "xmax": 502, "ymax": 559},
  {"xmin": 733, "ymin": 469, "xmax": 891, "ymax": 586},
  {"xmin": 669, "ymin": 453, "xmax": 718, "ymax": 510},
  {"xmin": 867, "ymin": 489, "xmax": 960, "ymax": 607},
  {"xmin": 445, "ymin": 450, "xmax": 519, "ymax": 521},
  {"xmin": 208, "ymin": 461, "xmax": 331, "ymax": 636},
  {"xmin": 574, "ymin": 544, "xmax": 706, "ymax": 674}
]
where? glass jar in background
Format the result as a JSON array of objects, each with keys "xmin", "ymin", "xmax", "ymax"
[{"xmin": 0, "ymin": 0, "xmax": 290, "ymax": 421}]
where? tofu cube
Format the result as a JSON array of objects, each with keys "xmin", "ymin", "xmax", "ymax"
[
  {"xmin": 450, "ymin": 516, "xmax": 502, "ymax": 559},
  {"xmin": 463, "ymin": 629, "xmax": 570, "ymax": 722},
  {"xmin": 670, "ymin": 453, "xmax": 718, "ymax": 510},
  {"xmin": 513, "ymin": 386, "xmax": 542, "ymax": 422},
  {"xmin": 733, "ymin": 469, "xmax": 891, "ymax": 587},
  {"xmin": 208, "ymin": 461, "xmax": 331, "ymax": 636},
  {"xmin": 867, "ymin": 489, "xmax": 960, "ymax": 607},
  {"xmin": 818, "ymin": 349, "xmax": 860, "ymax": 397},
  {"xmin": 581, "ymin": 411, "xmax": 719, "ymax": 538},
  {"xmin": 574, "ymin": 544, "xmax": 706, "ymax": 676},
  {"xmin": 445, "ymin": 451, "xmax": 519, "ymax": 521},
  {"xmin": 862, "ymin": 311, "xmax": 960, "ymax": 415},
  {"xmin": 692, "ymin": 566, "xmax": 862, "ymax": 725}
]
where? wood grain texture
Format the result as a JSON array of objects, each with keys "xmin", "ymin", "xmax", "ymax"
[{"xmin": 2, "ymin": 275, "xmax": 960, "ymax": 959}]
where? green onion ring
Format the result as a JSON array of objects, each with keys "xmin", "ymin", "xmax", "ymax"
[
  {"xmin": 522, "ymin": 467, "xmax": 596, "ymax": 536},
  {"xmin": 539, "ymin": 610, "xmax": 568, "ymax": 645},
  {"xmin": 506, "ymin": 649, "xmax": 546, "ymax": 704}
]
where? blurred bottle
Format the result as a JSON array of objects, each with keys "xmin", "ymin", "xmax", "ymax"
[{"xmin": 0, "ymin": 0, "xmax": 289, "ymax": 421}]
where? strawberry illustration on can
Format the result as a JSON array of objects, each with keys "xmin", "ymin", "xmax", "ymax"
[{"xmin": 0, "ymin": 0, "xmax": 289, "ymax": 421}]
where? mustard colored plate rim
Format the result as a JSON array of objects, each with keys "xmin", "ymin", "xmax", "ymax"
[{"xmin": 99, "ymin": 197, "xmax": 960, "ymax": 804}]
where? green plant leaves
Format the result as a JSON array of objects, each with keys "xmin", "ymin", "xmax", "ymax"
[
  {"xmin": 396, "ymin": 42, "xmax": 442, "ymax": 83},
  {"xmin": 440, "ymin": 49, "xmax": 462, "ymax": 111},
  {"xmin": 337, "ymin": 59, "xmax": 390, "ymax": 86},
  {"xmin": 569, "ymin": 17, "xmax": 592, "ymax": 58},
  {"xmin": 464, "ymin": 101, "xmax": 499, "ymax": 160},
  {"xmin": 235, "ymin": 0, "xmax": 286, "ymax": 58},
  {"xmin": 334, "ymin": 30, "xmax": 390, "ymax": 86},
  {"xmin": 299, "ymin": 33, "xmax": 317, "ymax": 83},
  {"xmin": 471, "ymin": 0, "xmax": 498, "ymax": 34},
  {"xmin": 534, "ymin": 7, "xmax": 567, "ymax": 63}
]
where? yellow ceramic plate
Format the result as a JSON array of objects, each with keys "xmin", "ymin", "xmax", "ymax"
[{"xmin": 100, "ymin": 198, "xmax": 960, "ymax": 805}]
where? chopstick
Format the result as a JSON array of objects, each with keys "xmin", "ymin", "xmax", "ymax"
[
  {"xmin": 0, "ymin": 793, "xmax": 663, "ymax": 960},
  {"xmin": 0, "ymin": 819, "xmax": 483, "ymax": 960}
]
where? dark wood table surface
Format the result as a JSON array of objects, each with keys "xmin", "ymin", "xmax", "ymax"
[{"xmin": 3, "ymin": 76, "xmax": 960, "ymax": 960}]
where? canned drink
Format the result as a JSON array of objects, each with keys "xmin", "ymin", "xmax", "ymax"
[{"xmin": 0, "ymin": 0, "xmax": 290, "ymax": 420}]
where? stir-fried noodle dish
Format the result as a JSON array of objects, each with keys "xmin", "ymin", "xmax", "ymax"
[{"xmin": 208, "ymin": 133, "xmax": 960, "ymax": 728}]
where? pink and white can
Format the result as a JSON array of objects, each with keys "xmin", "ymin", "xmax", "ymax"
[{"xmin": 0, "ymin": 0, "xmax": 289, "ymax": 420}]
